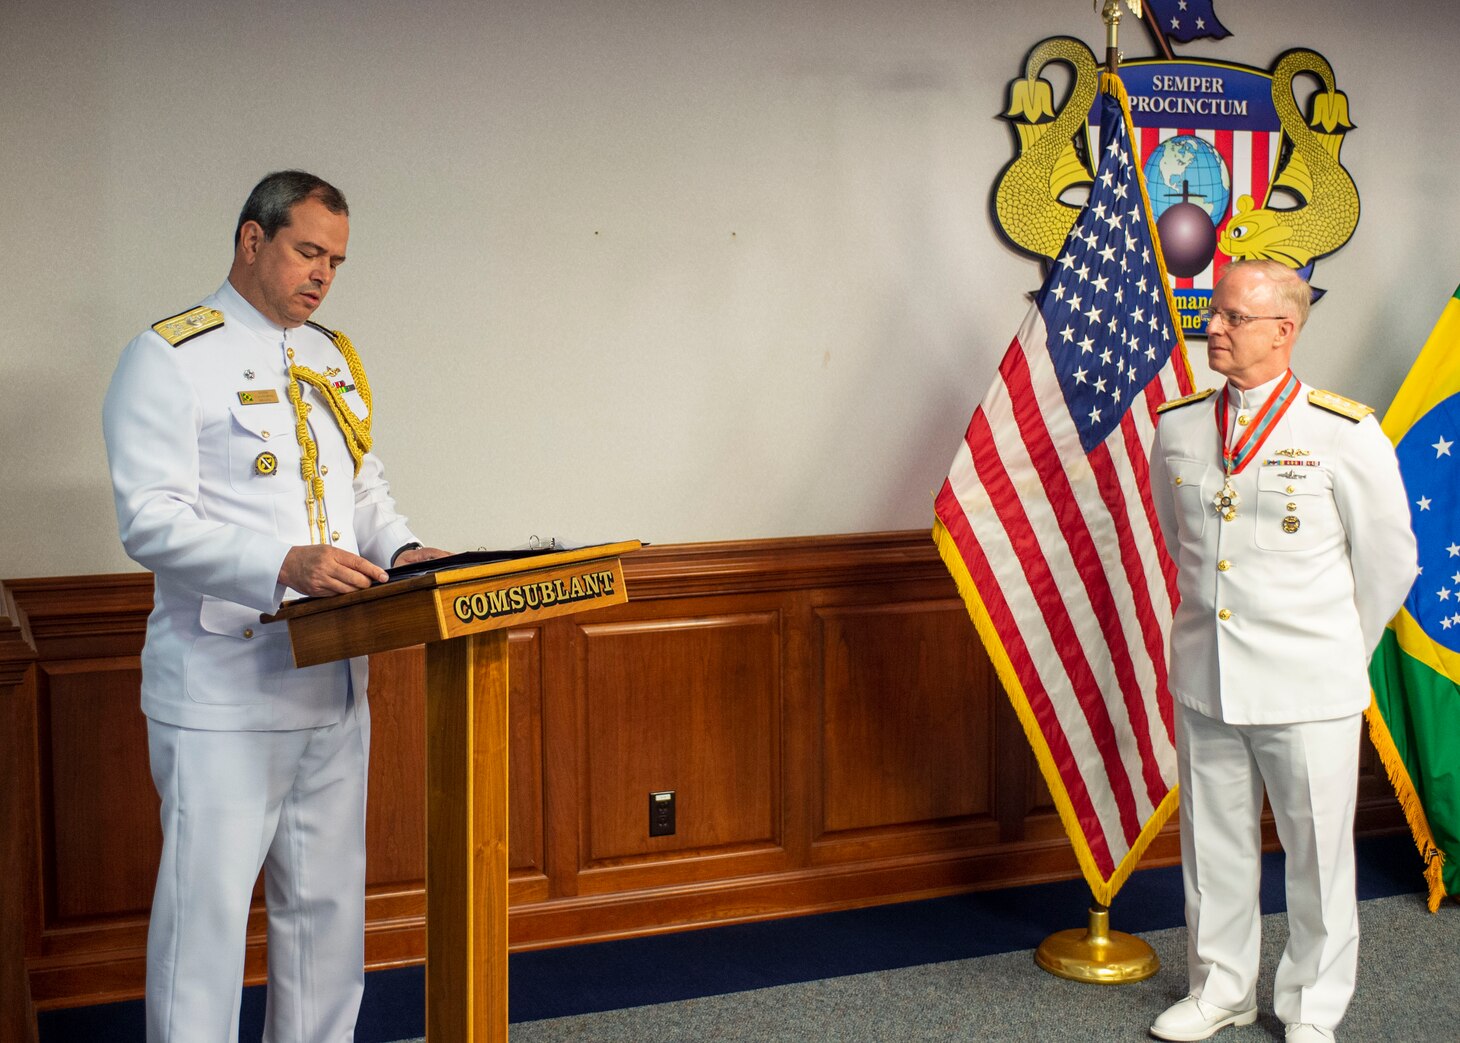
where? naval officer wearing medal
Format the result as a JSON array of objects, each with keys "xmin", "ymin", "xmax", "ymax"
[
  {"xmin": 1147, "ymin": 260, "xmax": 1416, "ymax": 1043},
  {"xmin": 103, "ymin": 171, "xmax": 446, "ymax": 1042}
]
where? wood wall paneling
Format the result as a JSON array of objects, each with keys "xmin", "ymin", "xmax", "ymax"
[
  {"xmin": 507, "ymin": 629, "xmax": 547, "ymax": 885},
  {"xmin": 362, "ymin": 646, "xmax": 427, "ymax": 889},
  {"xmin": 815, "ymin": 600, "xmax": 994, "ymax": 839},
  {"xmin": 578, "ymin": 611, "xmax": 782, "ymax": 870},
  {"xmin": 40, "ymin": 659, "xmax": 158, "ymax": 925},
  {"xmin": 0, "ymin": 532, "xmax": 1409, "ymax": 1015},
  {"xmin": 1, "ymin": 599, "xmax": 41, "ymax": 1043}
]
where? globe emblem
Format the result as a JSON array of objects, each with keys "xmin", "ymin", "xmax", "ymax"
[{"xmin": 1142, "ymin": 135, "xmax": 1231, "ymax": 278}]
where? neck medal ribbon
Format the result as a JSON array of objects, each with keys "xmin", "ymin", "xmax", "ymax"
[{"xmin": 1211, "ymin": 369, "xmax": 1299, "ymax": 521}]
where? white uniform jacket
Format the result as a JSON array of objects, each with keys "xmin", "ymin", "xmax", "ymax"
[
  {"xmin": 1149, "ymin": 375, "xmax": 1416, "ymax": 725},
  {"xmin": 103, "ymin": 281, "xmax": 418, "ymax": 731}
]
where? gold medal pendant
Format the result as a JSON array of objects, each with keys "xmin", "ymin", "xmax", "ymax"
[
  {"xmin": 1213, "ymin": 478, "xmax": 1240, "ymax": 522},
  {"xmin": 1212, "ymin": 372, "xmax": 1301, "ymax": 526}
]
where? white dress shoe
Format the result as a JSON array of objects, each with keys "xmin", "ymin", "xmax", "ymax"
[
  {"xmin": 1150, "ymin": 995, "xmax": 1259, "ymax": 1041},
  {"xmin": 1285, "ymin": 1027, "xmax": 1336, "ymax": 1042}
]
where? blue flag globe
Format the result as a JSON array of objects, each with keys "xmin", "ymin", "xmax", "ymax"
[{"xmin": 1142, "ymin": 135, "xmax": 1231, "ymax": 227}]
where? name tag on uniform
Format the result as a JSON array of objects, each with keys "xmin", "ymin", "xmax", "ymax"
[{"xmin": 237, "ymin": 389, "xmax": 281, "ymax": 405}]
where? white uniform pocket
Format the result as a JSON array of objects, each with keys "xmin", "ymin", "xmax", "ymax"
[
  {"xmin": 183, "ymin": 596, "xmax": 288, "ymax": 705},
  {"xmin": 1254, "ymin": 464, "xmax": 1335, "ymax": 550},
  {"xmin": 1167, "ymin": 457, "xmax": 1216, "ymax": 542},
  {"xmin": 227, "ymin": 403, "xmax": 298, "ymax": 495}
]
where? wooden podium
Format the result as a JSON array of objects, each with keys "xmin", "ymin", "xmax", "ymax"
[{"xmin": 270, "ymin": 541, "xmax": 641, "ymax": 1041}]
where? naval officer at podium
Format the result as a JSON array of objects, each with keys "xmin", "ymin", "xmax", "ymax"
[{"xmin": 103, "ymin": 170, "xmax": 446, "ymax": 1042}]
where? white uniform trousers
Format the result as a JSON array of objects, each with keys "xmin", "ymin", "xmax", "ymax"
[
  {"xmin": 145, "ymin": 700, "xmax": 369, "ymax": 1043},
  {"xmin": 1175, "ymin": 702, "xmax": 1361, "ymax": 1030}
]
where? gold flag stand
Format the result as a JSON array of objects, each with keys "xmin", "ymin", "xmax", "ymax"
[
  {"xmin": 1035, "ymin": 903, "xmax": 1160, "ymax": 983},
  {"xmin": 1029, "ymin": 0, "xmax": 1162, "ymax": 987}
]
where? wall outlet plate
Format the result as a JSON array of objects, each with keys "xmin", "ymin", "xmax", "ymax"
[{"xmin": 649, "ymin": 790, "xmax": 676, "ymax": 837}]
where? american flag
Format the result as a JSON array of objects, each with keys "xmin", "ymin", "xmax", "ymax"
[
  {"xmin": 1145, "ymin": 0, "xmax": 1231, "ymax": 43},
  {"xmin": 933, "ymin": 74, "xmax": 1193, "ymax": 904}
]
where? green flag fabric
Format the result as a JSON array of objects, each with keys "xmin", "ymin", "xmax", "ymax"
[{"xmin": 1368, "ymin": 284, "xmax": 1460, "ymax": 910}]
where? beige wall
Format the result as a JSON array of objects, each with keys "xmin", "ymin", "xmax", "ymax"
[{"xmin": 2, "ymin": 0, "xmax": 1456, "ymax": 578}]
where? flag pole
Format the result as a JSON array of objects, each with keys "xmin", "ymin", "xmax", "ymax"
[
  {"xmin": 1101, "ymin": 0, "xmax": 1125, "ymax": 73},
  {"xmin": 1031, "ymin": 1, "xmax": 1162, "ymax": 984}
]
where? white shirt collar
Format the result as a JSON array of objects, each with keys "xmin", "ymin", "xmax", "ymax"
[
  {"xmin": 1227, "ymin": 371, "xmax": 1297, "ymax": 411},
  {"xmin": 214, "ymin": 279, "xmax": 291, "ymax": 339}
]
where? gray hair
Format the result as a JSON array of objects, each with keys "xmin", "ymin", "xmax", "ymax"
[
  {"xmin": 233, "ymin": 170, "xmax": 348, "ymax": 247},
  {"xmin": 1219, "ymin": 259, "xmax": 1312, "ymax": 329}
]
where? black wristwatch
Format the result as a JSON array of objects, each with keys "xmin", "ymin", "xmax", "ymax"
[{"xmin": 391, "ymin": 541, "xmax": 423, "ymax": 566}]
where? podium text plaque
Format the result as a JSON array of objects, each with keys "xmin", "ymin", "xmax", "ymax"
[{"xmin": 270, "ymin": 541, "xmax": 641, "ymax": 1041}]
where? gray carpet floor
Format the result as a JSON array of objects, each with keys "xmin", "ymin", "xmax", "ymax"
[{"xmin": 415, "ymin": 893, "xmax": 1460, "ymax": 1042}]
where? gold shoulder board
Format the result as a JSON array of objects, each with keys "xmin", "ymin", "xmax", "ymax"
[
  {"xmin": 1308, "ymin": 388, "xmax": 1373, "ymax": 422},
  {"xmin": 1155, "ymin": 388, "xmax": 1217, "ymax": 414},
  {"xmin": 152, "ymin": 306, "xmax": 224, "ymax": 347}
]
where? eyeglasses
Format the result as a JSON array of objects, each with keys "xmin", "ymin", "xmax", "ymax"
[{"xmin": 1199, "ymin": 308, "xmax": 1288, "ymax": 328}]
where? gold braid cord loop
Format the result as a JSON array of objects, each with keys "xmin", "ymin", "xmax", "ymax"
[
  {"xmin": 286, "ymin": 328, "xmax": 375, "ymax": 545},
  {"xmin": 286, "ymin": 375, "xmax": 329, "ymax": 545}
]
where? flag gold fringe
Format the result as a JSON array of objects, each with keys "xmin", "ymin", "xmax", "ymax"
[
  {"xmin": 933, "ymin": 518, "xmax": 1178, "ymax": 906},
  {"xmin": 1363, "ymin": 684, "xmax": 1447, "ymax": 912}
]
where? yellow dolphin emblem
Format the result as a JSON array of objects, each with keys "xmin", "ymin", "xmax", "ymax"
[
  {"xmin": 1218, "ymin": 49, "xmax": 1358, "ymax": 269},
  {"xmin": 993, "ymin": 37, "xmax": 1101, "ymax": 262}
]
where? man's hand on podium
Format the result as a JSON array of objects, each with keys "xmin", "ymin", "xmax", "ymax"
[{"xmin": 280, "ymin": 545, "xmax": 390, "ymax": 597}]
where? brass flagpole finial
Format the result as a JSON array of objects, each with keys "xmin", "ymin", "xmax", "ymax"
[{"xmin": 1098, "ymin": 0, "xmax": 1142, "ymax": 74}]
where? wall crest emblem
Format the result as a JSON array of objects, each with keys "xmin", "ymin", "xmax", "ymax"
[{"xmin": 992, "ymin": 2, "xmax": 1359, "ymax": 334}]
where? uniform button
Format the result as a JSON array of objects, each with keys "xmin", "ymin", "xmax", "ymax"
[
  {"xmin": 1286, "ymin": 486, "xmax": 1296, "ymax": 494},
  {"xmin": 331, "ymin": 530, "xmax": 341, "ymax": 542},
  {"xmin": 1217, "ymin": 560, "xmax": 1231, "ymax": 572},
  {"xmin": 1174, "ymin": 477, "xmax": 1184, "ymax": 486},
  {"xmin": 261, "ymin": 430, "xmax": 271, "ymax": 439},
  {"xmin": 243, "ymin": 628, "xmax": 255, "ymax": 639},
  {"xmin": 321, "ymin": 464, "xmax": 329, "ymax": 475},
  {"xmin": 1286, "ymin": 502, "xmax": 1297, "ymax": 511},
  {"xmin": 1237, "ymin": 414, "xmax": 1250, "ymax": 426},
  {"xmin": 1217, "ymin": 609, "xmax": 1232, "ymax": 621}
]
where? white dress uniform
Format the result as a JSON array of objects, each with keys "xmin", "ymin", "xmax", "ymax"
[
  {"xmin": 103, "ymin": 280, "xmax": 420, "ymax": 1042},
  {"xmin": 1148, "ymin": 373, "xmax": 1416, "ymax": 1031}
]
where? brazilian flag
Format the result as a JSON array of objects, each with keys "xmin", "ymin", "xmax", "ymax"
[{"xmin": 1369, "ymin": 284, "xmax": 1460, "ymax": 910}]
